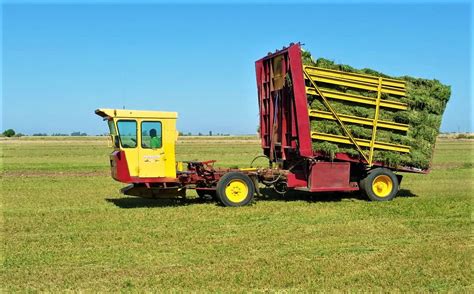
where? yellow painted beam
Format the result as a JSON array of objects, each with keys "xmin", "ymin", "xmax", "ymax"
[
  {"xmin": 368, "ymin": 77, "xmax": 383, "ymax": 165},
  {"xmin": 304, "ymin": 66, "xmax": 407, "ymax": 97},
  {"xmin": 304, "ymin": 66, "xmax": 406, "ymax": 89},
  {"xmin": 311, "ymin": 132, "xmax": 410, "ymax": 153},
  {"xmin": 306, "ymin": 87, "xmax": 408, "ymax": 110},
  {"xmin": 308, "ymin": 109, "xmax": 409, "ymax": 132},
  {"xmin": 307, "ymin": 75, "xmax": 406, "ymax": 97}
]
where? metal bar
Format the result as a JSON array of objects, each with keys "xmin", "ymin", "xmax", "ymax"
[
  {"xmin": 306, "ymin": 73, "xmax": 407, "ymax": 97},
  {"xmin": 287, "ymin": 45, "xmax": 313, "ymax": 157},
  {"xmin": 268, "ymin": 60, "xmax": 275, "ymax": 161},
  {"xmin": 306, "ymin": 87, "xmax": 408, "ymax": 110},
  {"xmin": 303, "ymin": 69, "xmax": 370, "ymax": 162},
  {"xmin": 304, "ymin": 66, "xmax": 406, "ymax": 89},
  {"xmin": 368, "ymin": 77, "xmax": 383, "ymax": 166},
  {"xmin": 308, "ymin": 109, "xmax": 409, "ymax": 131},
  {"xmin": 311, "ymin": 132, "xmax": 410, "ymax": 153}
]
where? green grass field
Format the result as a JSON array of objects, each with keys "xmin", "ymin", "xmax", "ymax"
[{"xmin": 1, "ymin": 136, "xmax": 472, "ymax": 291}]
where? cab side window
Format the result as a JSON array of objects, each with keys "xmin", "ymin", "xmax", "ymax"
[
  {"xmin": 117, "ymin": 120, "xmax": 137, "ymax": 148},
  {"xmin": 108, "ymin": 120, "xmax": 119, "ymax": 147},
  {"xmin": 141, "ymin": 121, "xmax": 162, "ymax": 149}
]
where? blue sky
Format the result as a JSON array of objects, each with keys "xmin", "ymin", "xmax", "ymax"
[{"xmin": 2, "ymin": 1, "xmax": 472, "ymax": 135}]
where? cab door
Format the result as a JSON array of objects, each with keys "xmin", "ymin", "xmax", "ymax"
[
  {"xmin": 116, "ymin": 119, "xmax": 140, "ymax": 177},
  {"xmin": 138, "ymin": 120, "xmax": 167, "ymax": 178}
]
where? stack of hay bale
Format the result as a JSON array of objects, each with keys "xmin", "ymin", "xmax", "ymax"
[{"xmin": 302, "ymin": 50, "xmax": 451, "ymax": 170}]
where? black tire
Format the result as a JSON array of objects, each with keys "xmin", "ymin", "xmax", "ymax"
[
  {"xmin": 360, "ymin": 168, "xmax": 399, "ymax": 201},
  {"xmin": 216, "ymin": 172, "xmax": 255, "ymax": 207}
]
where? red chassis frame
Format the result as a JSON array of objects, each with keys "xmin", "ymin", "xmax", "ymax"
[{"xmin": 109, "ymin": 150, "xmax": 266, "ymax": 192}]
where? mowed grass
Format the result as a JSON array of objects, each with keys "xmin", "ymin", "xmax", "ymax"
[{"xmin": 1, "ymin": 136, "xmax": 472, "ymax": 291}]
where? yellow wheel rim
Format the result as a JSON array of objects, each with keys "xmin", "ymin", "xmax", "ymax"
[
  {"xmin": 225, "ymin": 179, "xmax": 248, "ymax": 203},
  {"xmin": 372, "ymin": 175, "xmax": 393, "ymax": 198}
]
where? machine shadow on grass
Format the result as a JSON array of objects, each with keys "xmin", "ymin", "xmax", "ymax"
[
  {"xmin": 257, "ymin": 187, "xmax": 417, "ymax": 203},
  {"xmin": 258, "ymin": 188, "xmax": 363, "ymax": 203},
  {"xmin": 106, "ymin": 188, "xmax": 416, "ymax": 208},
  {"xmin": 105, "ymin": 197, "xmax": 206, "ymax": 209}
]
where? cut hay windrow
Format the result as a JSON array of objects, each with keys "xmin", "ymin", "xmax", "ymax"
[{"xmin": 302, "ymin": 50, "xmax": 451, "ymax": 170}]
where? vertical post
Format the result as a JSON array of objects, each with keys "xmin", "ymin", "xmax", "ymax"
[
  {"xmin": 369, "ymin": 77, "xmax": 383, "ymax": 166},
  {"xmin": 287, "ymin": 45, "xmax": 313, "ymax": 157},
  {"xmin": 304, "ymin": 68, "xmax": 370, "ymax": 163}
]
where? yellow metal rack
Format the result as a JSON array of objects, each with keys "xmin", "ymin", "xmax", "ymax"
[{"xmin": 303, "ymin": 65, "xmax": 410, "ymax": 166}]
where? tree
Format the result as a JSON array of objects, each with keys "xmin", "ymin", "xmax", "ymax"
[{"xmin": 3, "ymin": 129, "xmax": 15, "ymax": 137}]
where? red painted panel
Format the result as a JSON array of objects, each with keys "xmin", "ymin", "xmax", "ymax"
[
  {"xmin": 255, "ymin": 60, "xmax": 267, "ymax": 149},
  {"xmin": 309, "ymin": 162, "xmax": 357, "ymax": 192},
  {"xmin": 111, "ymin": 150, "xmax": 133, "ymax": 183},
  {"xmin": 287, "ymin": 45, "xmax": 312, "ymax": 157},
  {"xmin": 287, "ymin": 171, "xmax": 308, "ymax": 188}
]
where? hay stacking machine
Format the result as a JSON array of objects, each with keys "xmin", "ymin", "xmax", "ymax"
[{"xmin": 96, "ymin": 43, "xmax": 425, "ymax": 206}]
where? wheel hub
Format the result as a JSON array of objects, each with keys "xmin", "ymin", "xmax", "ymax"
[
  {"xmin": 225, "ymin": 179, "xmax": 248, "ymax": 203},
  {"xmin": 372, "ymin": 175, "xmax": 393, "ymax": 198}
]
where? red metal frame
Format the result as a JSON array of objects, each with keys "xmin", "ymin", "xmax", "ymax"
[
  {"xmin": 111, "ymin": 151, "xmax": 230, "ymax": 189},
  {"xmin": 287, "ymin": 45, "xmax": 313, "ymax": 157},
  {"xmin": 255, "ymin": 43, "xmax": 312, "ymax": 162}
]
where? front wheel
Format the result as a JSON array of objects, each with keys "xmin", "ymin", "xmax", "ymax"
[
  {"xmin": 360, "ymin": 168, "xmax": 399, "ymax": 201},
  {"xmin": 216, "ymin": 172, "xmax": 255, "ymax": 207}
]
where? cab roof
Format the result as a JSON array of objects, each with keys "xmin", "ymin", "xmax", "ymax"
[{"xmin": 95, "ymin": 108, "xmax": 178, "ymax": 119}]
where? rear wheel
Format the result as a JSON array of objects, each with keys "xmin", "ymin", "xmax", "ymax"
[
  {"xmin": 216, "ymin": 172, "xmax": 255, "ymax": 207},
  {"xmin": 360, "ymin": 168, "xmax": 399, "ymax": 201}
]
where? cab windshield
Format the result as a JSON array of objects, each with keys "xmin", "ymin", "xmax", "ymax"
[{"xmin": 117, "ymin": 120, "xmax": 137, "ymax": 148}]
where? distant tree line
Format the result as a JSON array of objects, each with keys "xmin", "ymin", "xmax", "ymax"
[
  {"xmin": 70, "ymin": 131, "xmax": 88, "ymax": 136},
  {"xmin": 178, "ymin": 131, "xmax": 230, "ymax": 136},
  {"xmin": 31, "ymin": 132, "xmax": 88, "ymax": 136},
  {"xmin": 1, "ymin": 129, "xmax": 248, "ymax": 138},
  {"xmin": 1, "ymin": 129, "xmax": 90, "ymax": 137}
]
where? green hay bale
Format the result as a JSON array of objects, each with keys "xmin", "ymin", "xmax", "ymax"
[
  {"xmin": 312, "ymin": 141, "xmax": 339, "ymax": 160},
  {"xmin": 340, "ymin": 147, "xmax": 362, "ymax": 157},
  {"xmin": 311, "ymin": 120, "xmax": 342, "ymax": 136},
  {"xmin": 373, "ymin": 151, "xmax": 405, "ymax": 167},
  {"xmin": 378, "ymin": 109, "xmax": 397, "ymax": 121},
  {"xmin": 303, "ymin": 49, "xmax": 451, "ymax": 170},
  {"xmin": 309, "ymin": 95, "xmax": 376, "ymax": 119},
  {"xmin": 349, "ymin": 125, "xmax": 372, "ymax": 140}
]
